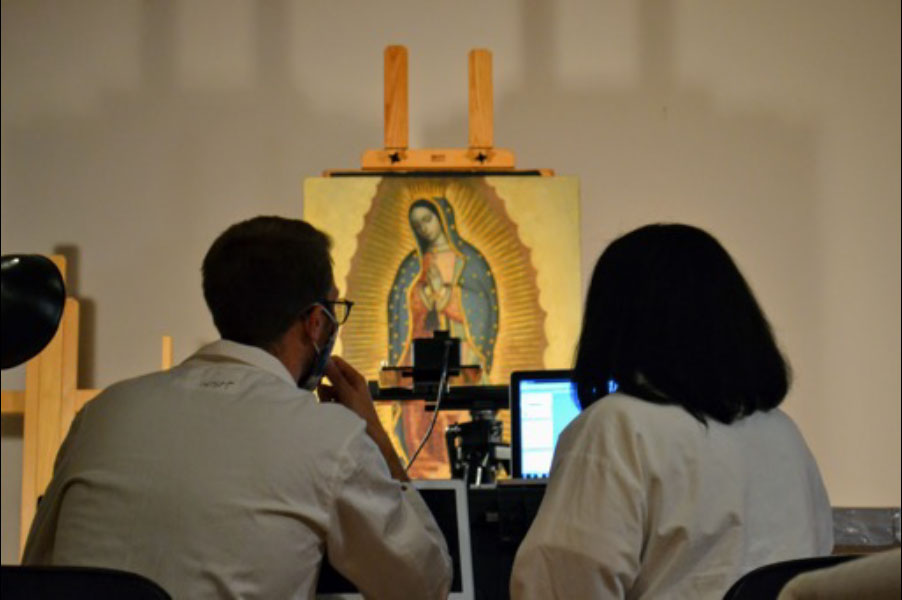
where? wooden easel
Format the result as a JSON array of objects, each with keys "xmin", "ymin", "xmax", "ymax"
[
  {"xmin": 320, "ymin": 46, "xmax": 554, "ymax": 478},
  {"xmin": 331, "ymin": 45, "xmax": 551, "ymax": 175},
  {"xmin": 0, "ymin": 254, "xmax": 174, "ymax": 555}
]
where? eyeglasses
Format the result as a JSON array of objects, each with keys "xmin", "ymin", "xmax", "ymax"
[{"xmin": 319, "ymin": 299, "xmax": 354, "ymax": 325}]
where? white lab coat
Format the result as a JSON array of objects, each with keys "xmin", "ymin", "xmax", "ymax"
[
  {"xmin": 24, "ymin": 340, "xmax": 452, "ymax": 600},
  {"xmin": 511, "ymin": 392, "xmax": 832, "ymax": 599}
]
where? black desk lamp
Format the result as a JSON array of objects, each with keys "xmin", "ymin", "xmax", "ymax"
[{"xmin": 1, "ymin": 254, "xmax": 66, "ymax": 370}]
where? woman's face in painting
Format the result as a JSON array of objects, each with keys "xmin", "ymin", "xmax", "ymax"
[{"xmin": 410, "ymin": 205, "xmax": 443, "ymax": 245}]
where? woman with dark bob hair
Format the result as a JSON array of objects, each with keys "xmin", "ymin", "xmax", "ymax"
[{"xmin": 511, "ymin": 224, "xmax": 832, "ymax": 599}]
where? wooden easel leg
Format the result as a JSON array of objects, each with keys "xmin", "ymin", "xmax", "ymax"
[
  {"xmin": 20, "ymin": 314, "xmax": 64, "ymax": 554},
  {"xmin": 384, "ymin": 45, "xmax": 408, "ymax": 152},
  {"xmin": 468, "ymin": 49, "xmax": 493, "ymax": 150},
  {"xmin": 359, "ymin": 45, "xmax": 515, "ymax": 171},
  {"xmin": 161, "ymin": 335, "xmax": 173, "ymax": 370}
]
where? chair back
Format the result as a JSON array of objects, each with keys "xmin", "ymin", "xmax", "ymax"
[
  {"xmin": 723, "ymin": 555, "xmax": 859, "ymax": 600},
  {"xmin": 1, "ymin": 565, "xmax": 171, "ymax": 600}
]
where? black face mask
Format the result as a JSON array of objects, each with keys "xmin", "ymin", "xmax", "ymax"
[{"xmin": 299, "ymin": 310, "xmax": 338, "ymax": 391}]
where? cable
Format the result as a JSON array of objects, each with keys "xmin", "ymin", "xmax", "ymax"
[{"xmin": 405, "ymin": 340, "xmax": 452, "ymax": 473}]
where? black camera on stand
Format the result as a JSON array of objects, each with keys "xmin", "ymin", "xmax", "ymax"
[
  {"xmin": 369, "ymin": 331, "xmax": 510, "ymax": 485},
  {"xmin": 445, "ymin": 412, "xmax": 509, "ymax": 486}
]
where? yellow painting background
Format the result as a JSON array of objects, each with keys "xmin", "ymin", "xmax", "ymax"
[{"xmin": 303, "ymin": 175, "xmax": 582, "ymax": 369}]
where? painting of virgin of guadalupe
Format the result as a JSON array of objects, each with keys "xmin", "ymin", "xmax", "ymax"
[
  {"xmin": 388, "ymin": 197, "xmax": 499, "ymax": 381},
  {"xmin": 303, "ymin": 175, "xmax": 582, "ymax": 479}
]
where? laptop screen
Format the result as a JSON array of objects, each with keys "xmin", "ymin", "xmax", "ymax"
[
  {"xmin": 316, "ymin": 479, "xmax": 474, "ymax": 599},
  {"xmin": 510, "ymin": 370, "xmax": 582, "ymax": 479}
]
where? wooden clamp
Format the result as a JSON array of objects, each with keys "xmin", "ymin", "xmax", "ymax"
[{"xmin": 361, "ymin": 46, "xmax": 516, "ymax": 171}]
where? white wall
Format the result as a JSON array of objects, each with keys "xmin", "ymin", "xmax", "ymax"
[{"xmin": 2, "ymin": 0, "xmax": 899, "ymax": 563}]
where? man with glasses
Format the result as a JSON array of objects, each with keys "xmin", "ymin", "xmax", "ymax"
[{"xmin": 23, "ymin": 216, "xmax": 452, "ymax": 599}]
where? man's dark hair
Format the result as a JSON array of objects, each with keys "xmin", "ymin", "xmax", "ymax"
[
  {"xmin": 574, "ymin": 223, "xmax": 789, "ymax": 424},
  {"xmin": 202, "ymin": 216, "xmax": 333, "ymax": 348}
]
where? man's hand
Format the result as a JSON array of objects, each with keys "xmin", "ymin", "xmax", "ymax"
[
  {"xmin": 318, "ymin": 356, "xmax": 409, "ymax": 481},
  {"xmin": 318, "ymin": 356, "xmax": 379, "ymax": 425}
]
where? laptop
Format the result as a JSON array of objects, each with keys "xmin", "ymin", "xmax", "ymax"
[
  {"xmin": 509, "ymin": 370, "xmax": 582, "ymax": 480},
  {"xmin": 316, "ymin": 478, "xmax": 474, "ymax": 600}
]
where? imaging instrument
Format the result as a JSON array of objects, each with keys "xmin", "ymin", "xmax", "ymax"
[{"xmin": 369, "ymin": 331, "xmax": 510, "ymax": 485}]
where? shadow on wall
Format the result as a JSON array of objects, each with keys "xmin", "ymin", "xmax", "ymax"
[
  {"xmin": 1, "ymin": 0, "xmax": 827, "ymax": 563},
  {"xmin": 1, "ymin": 0, "xmax": 823, "ymax": 405},
  {"xmin": 1, "ymin": 0, "xmax": 379, "ymax": 390},
  {"xmin": 428, "ymin": 0, "xmax": 823, "ymax": 399}
]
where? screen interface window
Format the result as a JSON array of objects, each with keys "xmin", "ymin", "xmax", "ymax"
[{"xmin": 519, "ymin": 379, "xmax": 581, "ymax": 478}]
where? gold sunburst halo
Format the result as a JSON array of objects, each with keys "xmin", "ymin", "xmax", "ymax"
[
  {"xmin": 342, "ymin": 177, "xmax": 547, "ymax": 384},
  {"xmin": 303, "ymin": 175, "xmax": 582, "ymax": 478}
]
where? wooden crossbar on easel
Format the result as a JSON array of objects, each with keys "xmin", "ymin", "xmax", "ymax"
[
  {"xmin": 340, "ymin": 45, "xmax": 551, "ymax": 175},
  {"xmin": 0, "ymin": 254, "xmax": 174, "ymax": 556}
]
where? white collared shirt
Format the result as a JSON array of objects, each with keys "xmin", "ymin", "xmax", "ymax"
[
  {"xmin": 510, "ymin": 393, "xmax": 833, "ymax": 600},
  {"xmin": 23, "ymin": 340, "xmax": 452, "ymax": 599}
]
